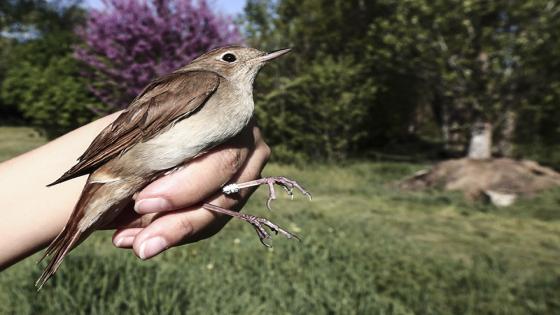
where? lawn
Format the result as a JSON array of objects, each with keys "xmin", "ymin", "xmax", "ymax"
[{"xmin": 0, "ymin": 127, "xmax": 559, "ymax": 314}]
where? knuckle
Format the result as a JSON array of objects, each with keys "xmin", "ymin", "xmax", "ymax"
[
  {"xmin": 260, "ymin": 143, "xmax": 272, "ymax": 162},
  {"xmin": 178, "ymin": 216, "xmax": 195, "ymax": 239},
  {"xmin": 220, "ymin": 148, "xmax": 243, "ymax": 175}
]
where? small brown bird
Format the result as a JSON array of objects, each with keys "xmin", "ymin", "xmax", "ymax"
[{"xmin": 36, "ymin": 46, "xmax": 310, "ymax": 289}]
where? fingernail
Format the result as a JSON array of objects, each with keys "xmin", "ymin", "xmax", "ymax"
[
  {"xmin": 139, "ymin": 236, "xmax": 168, "ymax": 260},
  {"xmin": 114, "ymin": 236, "xmax": 134, "ymax": 248},
  {"xmin": 134, "ymin": 198, "xmax": 172, "ymax": 213}
]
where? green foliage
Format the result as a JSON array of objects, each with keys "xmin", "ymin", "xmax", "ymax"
[
  {"xmin": 0, "ymin": 39, "xmax": 20, "ymax": 122},
  {"xmin": 0, "ymin": 1, "xmax": 100, "ymax": 137},
  {"xmin": 2, "ymin": 54, "xmax": 99, "ymax": 137},
  {"xmin": 257, "ymin": 57, "xmax": 374, "ymax": 161},
  {"xmin": 514, "ymin": 2, "xmax": 560, "ymax": 153},
  {"xmin": 2, "ymin": 0, "xmax": 558, "ymax": 160},
  {"xmin": 244, "ymin": 0, "xmax": 560, "ymax": 161},
  {"xmin": 243, "ymin": 0, "xmax": 437, "ymax": 160},
  {"xmin": 361, "ymin": 0, "xmax": 557, "ymax": 153},
  {"xmin": 245, "ymin": 0, "xmax": 404, "ymax": 160},
  {"xmin": 1, "ymin": 128, "xmax": 560, "ymax": 314}
]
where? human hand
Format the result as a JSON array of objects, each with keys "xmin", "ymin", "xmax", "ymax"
[{"xmin": 105, "ymin": 121, "xmax": 270, "ymax": 260}]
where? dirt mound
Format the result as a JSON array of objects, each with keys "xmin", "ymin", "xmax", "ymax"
[{"xmin": 400, "ymin": 158, "xmax": 560, "ymax": 206}]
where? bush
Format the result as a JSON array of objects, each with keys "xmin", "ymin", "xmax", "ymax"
[
  {"xmin": 1, "ymin": 26, "xmax": 100, "ymax": 137},
  {"xmin": 256, "ymin": 56, "xmax": 376, "ymax": 161},
  {"xmin": 4, "ymin": 56, "xmax": 98, "ymax": 137},
  {"xmin": 74, "ymin": 0, "xmax": 241, "ymax": 111}
]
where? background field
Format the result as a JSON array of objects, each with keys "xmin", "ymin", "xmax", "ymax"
[{"xmin": 1, "ymin": 127, "xmax": 559, "ymax": 314}]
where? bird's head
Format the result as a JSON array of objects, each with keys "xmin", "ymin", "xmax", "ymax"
[{"xmin": 183, "ymin": 46, "xmax": 291, "ymax": 85}]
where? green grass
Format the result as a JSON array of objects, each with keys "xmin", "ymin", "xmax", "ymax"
[
  {"xmin": 0, "ymin": 127, "xmax": 46, "ymax": 161},
  {"xmin": 1, "ymin": 127, "xmax": 559, "ymax": 314}
]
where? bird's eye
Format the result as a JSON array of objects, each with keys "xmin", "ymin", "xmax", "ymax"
[{"xmin": 222, "ymin": 53, "xmax": 236, "ymax": 62}]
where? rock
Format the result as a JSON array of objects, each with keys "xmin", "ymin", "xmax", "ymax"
[{"xmin": 482, "ymin": 190, "xmax": 517, "ymax": 207}]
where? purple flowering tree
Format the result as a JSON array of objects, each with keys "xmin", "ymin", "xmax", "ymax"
[{"xmin": 75, "ymin": 0, "xmax": 242, "ymax": 112}]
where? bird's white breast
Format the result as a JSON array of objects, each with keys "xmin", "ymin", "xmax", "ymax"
[{"xmin": 121, "ymin": 84, "xmax": 254, "ymax": 173}]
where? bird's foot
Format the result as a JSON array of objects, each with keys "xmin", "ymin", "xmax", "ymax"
[
  {"xmin": 222, "ymin": 176, "xmax": 311, "ymax": 210},
  {"xmin": 202, "ymin": 203, "xmax": 300, "ymax": 247}
]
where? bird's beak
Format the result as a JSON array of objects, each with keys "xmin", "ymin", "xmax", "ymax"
[{"xmin": 252, "ymin": 48, "xmax": 291, "ymax": 63}]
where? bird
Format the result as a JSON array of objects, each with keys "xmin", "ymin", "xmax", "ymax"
[{"xmin": 36, "ymin": 46, "xmax": 310, "ymax": 290}]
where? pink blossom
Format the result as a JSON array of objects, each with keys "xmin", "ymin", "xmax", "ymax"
[{"xmin": 75, "ymin": 0, "xmax": 242, "ymax": 111}]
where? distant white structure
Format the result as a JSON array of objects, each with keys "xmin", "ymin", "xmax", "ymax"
[{"xmin": 468, "ymin": 122, "xmax": 492, "ymax": 159}]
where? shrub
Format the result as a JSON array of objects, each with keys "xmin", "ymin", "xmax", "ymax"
[
  {"xmin": 256, "ymin": 56, "xmax": 376, "ymax": 161},
  {"xmin": 75, "ymin": 0, "xmax": 242, "ymax": 111}
]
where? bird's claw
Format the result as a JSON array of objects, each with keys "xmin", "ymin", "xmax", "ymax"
[
  {"xmin": 217, "ymin": 176, "xmax": 309, "ymax": 244},
  {"xmin": 244, "ymin": 214, "xmax": 301, "ymax": 247},
  {"xmin": 264, "ymin": 176, "xmax": 312, "ymax": 210},
  {"xmin": 222, "ymin": 176, "xmax": 311, "ymax": 210}
]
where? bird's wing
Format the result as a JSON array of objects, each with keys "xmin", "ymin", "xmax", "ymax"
[{"xmin": 48, "ymin": 70, "xmax": 221, "ymax": 186}]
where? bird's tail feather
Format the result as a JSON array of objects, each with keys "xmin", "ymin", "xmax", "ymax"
[
  {"xmin": 38, "ymin": 225, "xmax": 68, "ymax": 264},
  {"xmin": 36, "ymin": 182, "xmax": 102, "ymax": 291},
  {"xmin": 35, "ymin": 229, "xmax": 82, "ymax": 290}
]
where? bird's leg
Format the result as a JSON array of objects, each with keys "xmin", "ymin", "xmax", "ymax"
[
  {"xmin": 222, "ymin": 176, "xmax": 312, "ymax": 210},
  {"xmin": 202, "ymin": 203, "xmax": 300, "ymax": 247}
]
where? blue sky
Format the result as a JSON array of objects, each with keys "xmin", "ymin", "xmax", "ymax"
[
  {"xmin": 212, "ymin": 0, "xmax": 246, "ymax": 15},
  {"xmin": 84, "ymin": 0, "xmax": 246, "ymax": 16}
]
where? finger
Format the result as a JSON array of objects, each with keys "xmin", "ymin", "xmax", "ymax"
[
  {"xmin": 131, "ymin": 138, "xmax": 269, "ymax": 260},
  {"xmin": 106, "ymin": 123, "xmax": 265, "ymax": 228},
  {"xmin": 133, "ymin": 125, "xmax": 255, "ymax": 214},
  {"xmin": 112, "ymin": 228, "xmax": 142, "ymax": 248},
  {"xmin": 110, "ymin": 126, "xmax": 268, "ymax": 251}
]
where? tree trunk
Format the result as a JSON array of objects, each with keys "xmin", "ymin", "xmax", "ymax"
[
  {"xmin": 468, "ymin": 121, "xmax": 492, "ymax": 159},
  {"xmin": 497, "ymin": 110, "xmax": 516, "ymax": 157}
]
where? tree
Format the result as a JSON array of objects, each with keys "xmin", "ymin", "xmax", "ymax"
[
  {"xmin": 2, "ymin": 54, "xmax": 98, "ymax": 136},
  {"xmin": 1, "ymin": 1, "xmax": 99, "ymax": 136},
  {"xmin": 514, "ymin": 1, "xmax": 560, "ymax": 165},
  {"xmin": 75, "ymin": 0, "xmax": 242, "ymax": 112},
  {"xmin": 0, "ymin": 0, "xmax": 66, "ymax": 122},
  {"xmin": 243, "ymin": 0, "xmax": 388, "ymax": 160},
  {"xmin": 256, "ymin": 56, "xmax": 374, "ymax": 161},
  {"xmin": 363, "ymin": 0, "xmax": 556, "ymax": 158},
  {"xmin": 243, "ymin": 0, "xmax": 560, "ymax": 161}
]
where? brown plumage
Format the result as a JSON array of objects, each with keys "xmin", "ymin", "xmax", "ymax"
[
  {"xmin": 36, "ymin": 46, "xmax": 291, "ymax": 289},
  {"xmin": 36, "ymin": 71, "xmax": 219, "ymax": 289},
  {"xmin": 36, "ymin": 182, "xmax": 102, "ymax": 286},
  {"xmin": 47, "ymin": 71, "xmax": 220, "ymax": 187}
]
